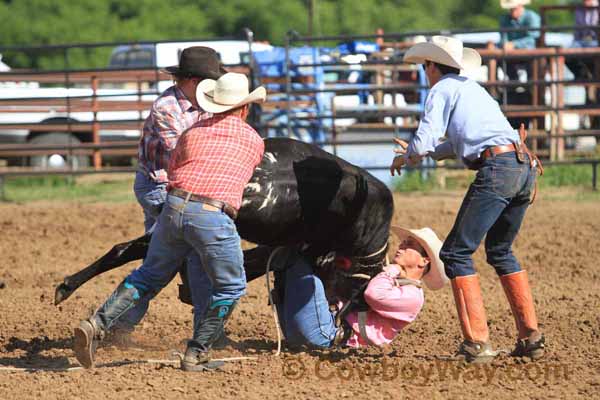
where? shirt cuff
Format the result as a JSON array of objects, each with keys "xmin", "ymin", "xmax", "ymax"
[{"xmin": 429, "ymin": 141, "xmax": 454, "ymax": 160}]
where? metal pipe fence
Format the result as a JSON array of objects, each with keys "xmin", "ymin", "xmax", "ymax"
[{"xmin": 1, "ymin": 25, "xmax": 599, "ymax": 181}]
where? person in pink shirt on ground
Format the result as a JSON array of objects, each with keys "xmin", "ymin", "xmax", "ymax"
[{"xmin": 270, "ymin": 226, "xmax": 447, "ymax": 348}]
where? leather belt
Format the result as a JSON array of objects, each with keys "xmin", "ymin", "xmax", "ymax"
[
  {"xmin": 480, "ymin": 143, "xmax": 516, "ymax": 160},
  {"xmin": 169, "ymin": 188, "xmax": 238, "ymax": 220}
]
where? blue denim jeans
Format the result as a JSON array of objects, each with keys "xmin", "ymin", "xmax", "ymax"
[
  {"xmin": 275, "ymin": 252, "xmax": 337, "ymax": 348},
  {"xmin": 119, "ymin": 173, "xmax": 213, "ymax": 331},
  {"xmin": 440, "ymin": 152, "xmax": 536, "ymax": 278},
  {"xmin": 133, "ymin": 171, "xmax": 168, "ymax": 233},
  {"xmin": 572, "ymin": 39, "xmax": 598, "ymax": 48},
  {"xmin": 125, "ymin": 194, "xmax": 246, "ymax": 329}
]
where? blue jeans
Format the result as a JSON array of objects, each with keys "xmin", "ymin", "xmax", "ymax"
[
  {"xmin": 572, "ymin": 39, "xmax": 598, "ymax": 48},
  {"xmin": 275, "ymin": 252, "xmax": 337, "ymax": 348},
  {"xmin": 118, "ymin": 173, "xmax": 212, "ymax": 331},
  {"xmin": 133, "ymin": 171, "xmax": 168, "ymax": 233},
  {"xmin": 125, "ymin": 194, "xmax": 246, "ymax": 328},
  {"xmin": 440, "ymin": 152, "xmax": 536, "ymax": 278}
]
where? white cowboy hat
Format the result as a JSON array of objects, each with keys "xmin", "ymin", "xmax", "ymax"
[
  {"xmin": 196, "ymin": 72, "xmax": 266, "ymax": 114},
  {"xmin": 500, "ymin": 0, "xmax": 531, "ymax": 9},
  {"xmin": 403, "ymin": 35, "xmax": 482, "ymax": 71},
  {"xmin": 390, "ymin": 226, "xmax": 448, "ymax": 291}
]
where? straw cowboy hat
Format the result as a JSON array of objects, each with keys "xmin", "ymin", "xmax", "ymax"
[
  {"xmin": 196, "ymin": 72, "xmax": 266, "ymax": 114},
  {"xmin": 164, "ymin": 46, "xmax": 226, "ymax": 80},
  {"xmin": 500, "ymin": 0, "xmax": 531, "ymax": 9},
  {"xmin": 403, "ymin": 35, "xmax": 482, "ymax": 71},
  {"xmin": 390, "ymin": 226, "xmax": 448, "ymax": 290}
]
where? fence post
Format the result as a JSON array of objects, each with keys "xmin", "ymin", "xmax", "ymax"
[
  {"xmin": 593, "ymin": 161, "xmax": 598, "ymax": 191},
  {"xmin": 0, "ymin": 175, "xmax": 4, "ymax": 201},
  {"xmin": 91, "ymin": 75, "xmax": 102, "ymax": 170},
  {"xmin": 556, "ymin": 55, "xmax": 565, "ymax": 161},
  {"xmin": 285, "ymin": 32, "xmax": 292, "ymax": 138}
]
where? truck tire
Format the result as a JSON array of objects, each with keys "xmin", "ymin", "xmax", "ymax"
[{"xmin": 28, "ymin": 133, "xmax": 90, "ymax": 169}]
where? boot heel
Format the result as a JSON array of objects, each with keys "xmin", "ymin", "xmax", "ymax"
[{"xmin": 73, "ymin": 320, "xmax": 96, "ymax": 369}]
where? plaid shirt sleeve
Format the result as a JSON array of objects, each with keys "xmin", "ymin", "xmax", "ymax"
[{"xmin": 152, "ymin": 108, "xmax": 184, "ymax": 152}]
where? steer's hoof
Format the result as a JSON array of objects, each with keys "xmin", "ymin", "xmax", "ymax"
[
  {"xmin": 181, "ymin": 359, "xmax": 225, "ymax": 372},
  {"xmin": 73, "ymin": 320, "xmax": 97, "ymax": 369},
  {"xmin": 173, "ymin": 349, "xmax": 225, "ymax": 372},
  {"xmin": 55, "ymin": 283, "xmax": 73, "ymax": 305}
]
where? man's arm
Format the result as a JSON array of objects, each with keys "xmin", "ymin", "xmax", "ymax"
[
  {"xmin": 574, "ymin": 8, "xmax": 585, "ymax": 41},
  {"xmin": 152, "ymin": 109, "xmax": 185, "ymax": 152},
  {"xmin": 429, "ymin": 140, "xmax": 455, "ymax": 161},
  {"xmin": 499, "ymin": 14, "xmax": 510, "ymax": 47},
  {"xmin": 405, "ymin": 91, "xmax": 448, "ymax": 160},
  {"xmin": 512, "ymin": 10, "xmax": 541, "ymax": 49},
  {"xmin": 390, "ymin": 90, "xmax": 449, "ymax": 175}
]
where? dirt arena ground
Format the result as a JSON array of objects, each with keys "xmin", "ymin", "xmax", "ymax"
[{"xmin": 1, "ymin": 191, "xmax": 599, "ymax": 399}]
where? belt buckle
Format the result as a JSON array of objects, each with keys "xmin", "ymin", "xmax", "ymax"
[{"xmin": 202, "ymin": 203, "xmax": 221, "ymax": 212}]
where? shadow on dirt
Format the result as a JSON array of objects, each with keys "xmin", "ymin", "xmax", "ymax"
[{"xmin": 0, "ymin": 335, "xmax": 74, "ymax": 371}]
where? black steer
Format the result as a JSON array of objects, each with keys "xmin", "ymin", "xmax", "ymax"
[{"xmin": 54, "ymin": 137, "xmax": 393, "ymax": 305}]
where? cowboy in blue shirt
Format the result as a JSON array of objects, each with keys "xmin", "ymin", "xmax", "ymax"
[{"xmin": 390, "ymin": 36, "xmax": 545, "ymax": 363}]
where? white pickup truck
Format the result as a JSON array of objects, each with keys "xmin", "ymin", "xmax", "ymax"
[{"xmin": 0, "ymin": 40, "xmax": 273, "ymax": 168}]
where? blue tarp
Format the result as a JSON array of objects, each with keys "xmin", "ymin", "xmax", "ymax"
[
  {"xmin": 336, "ymin": 41, "xmax": 380, "ymax": 55},
  {"xmin": 253, "ymin": 46, "xmax": 329, "ymax": 77}
]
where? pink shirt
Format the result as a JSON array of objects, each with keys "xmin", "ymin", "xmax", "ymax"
[{"xmin": 344, "ymin": 270, "xmax": 424, "ymax": 348}]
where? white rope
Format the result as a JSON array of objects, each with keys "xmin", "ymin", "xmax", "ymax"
[
  {"xmin": 359, "ymin": 242, "xmax": 388, "ymax": 260},
  {"xmin": 348, "ymin": 273, "xmax": 371, "ymax": 280},
  {"xmin": 265, "ymin": 247, "xmax": 285, "ymax": 357},
  {"xmin": 0, "ymin": 356, "xmax": 258, "ymax": 372}
]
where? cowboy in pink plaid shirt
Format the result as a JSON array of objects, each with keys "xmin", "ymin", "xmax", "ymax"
[
  {"xmin": 73, "ymin": 73, "xmax": 267, "ymax": 371},
  {"xmin": 168, "ymin": 112, "xmax": 264, "ymax": 210}
]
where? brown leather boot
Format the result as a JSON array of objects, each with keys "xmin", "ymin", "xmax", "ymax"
[
  {"xmin": 500, "ymin": 271, "xmax": 545, "ymax": 360},
  {"xmin": 73, "ymin": 319, "xmax": 101, "ymax": 369},
  {"xmin": 451, "ymin": 275, "xmax": 500, "ymax": 363}
]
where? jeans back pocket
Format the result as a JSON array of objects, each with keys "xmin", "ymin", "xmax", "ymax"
[{"xmin": 492, "ymin": 165, "xmax": 525, "ymax": 198}]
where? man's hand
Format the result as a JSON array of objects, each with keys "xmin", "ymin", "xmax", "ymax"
[
  {"xmin": 503, "ymin": 41, "xmax": 514, "ymax": 51},
  {"xmin": 383, "ymin": 264, "xmax": 406, "ymax": 279},
  {"xmin": 390, "ymin": 138, "xmax": 409, "ymax": 176},
  {"xmin": 390, "ymin": 156, "xmax": 406, "ymax": 176},
  {"xmin": 390, "ymin": 138, "xmax": 424, "ymax": 175}
]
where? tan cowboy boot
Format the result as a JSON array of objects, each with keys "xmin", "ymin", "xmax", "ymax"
[
  {"xmin": 451, "ymin": 275, "xmax": 500, "ymax": 363},
  {"xmin": 500, "ymin": 271, "xmax": 545, "ymax": 360}
]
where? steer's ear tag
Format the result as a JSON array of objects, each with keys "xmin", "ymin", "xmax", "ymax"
[{"xmin": 334, "ymin": 256, "xmax": 352, "ymax": 271}]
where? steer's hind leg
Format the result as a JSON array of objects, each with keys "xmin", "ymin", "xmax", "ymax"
[
  {"xmin": 54, "ymin": 234, "xmax": 151, "ymax": 305},
  {"xmin": 244, "ymin": 245, "xmax": 277, "ymax": 283}
]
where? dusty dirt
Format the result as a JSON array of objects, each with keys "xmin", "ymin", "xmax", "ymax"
[{"xmin": 1, "ymin": 191, "xmax": 599, "ymax": 399}]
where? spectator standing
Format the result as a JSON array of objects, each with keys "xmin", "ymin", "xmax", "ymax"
[
  {"xmin": 498, "ymin": 0, "xmax": 541, "ymax": 128},
  {"xmin": 573, "ymin": 0, "xmax": 599, "ymax": 48},
  {"xmin": 499, "ymin": 0, "xmax": 541, "ymax": 51}
]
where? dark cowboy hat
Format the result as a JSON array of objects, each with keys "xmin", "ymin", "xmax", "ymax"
[{"xmin": 164, "ymin": 46, "xmax": 227, "ymax": 80}]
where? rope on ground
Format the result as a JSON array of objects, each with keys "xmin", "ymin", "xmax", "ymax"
[
  {"xmin": 265, "ymin": 246, "xmax": 285, "ymax": 357},
  {"xmin": 0, "ymin": 356, "xmax": 258, "ymax": 372}
]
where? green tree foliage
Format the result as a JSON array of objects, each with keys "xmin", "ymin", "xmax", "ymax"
[{"xmin": 0, "ymin": 0, "xmax": 576, "ymax": 69}]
